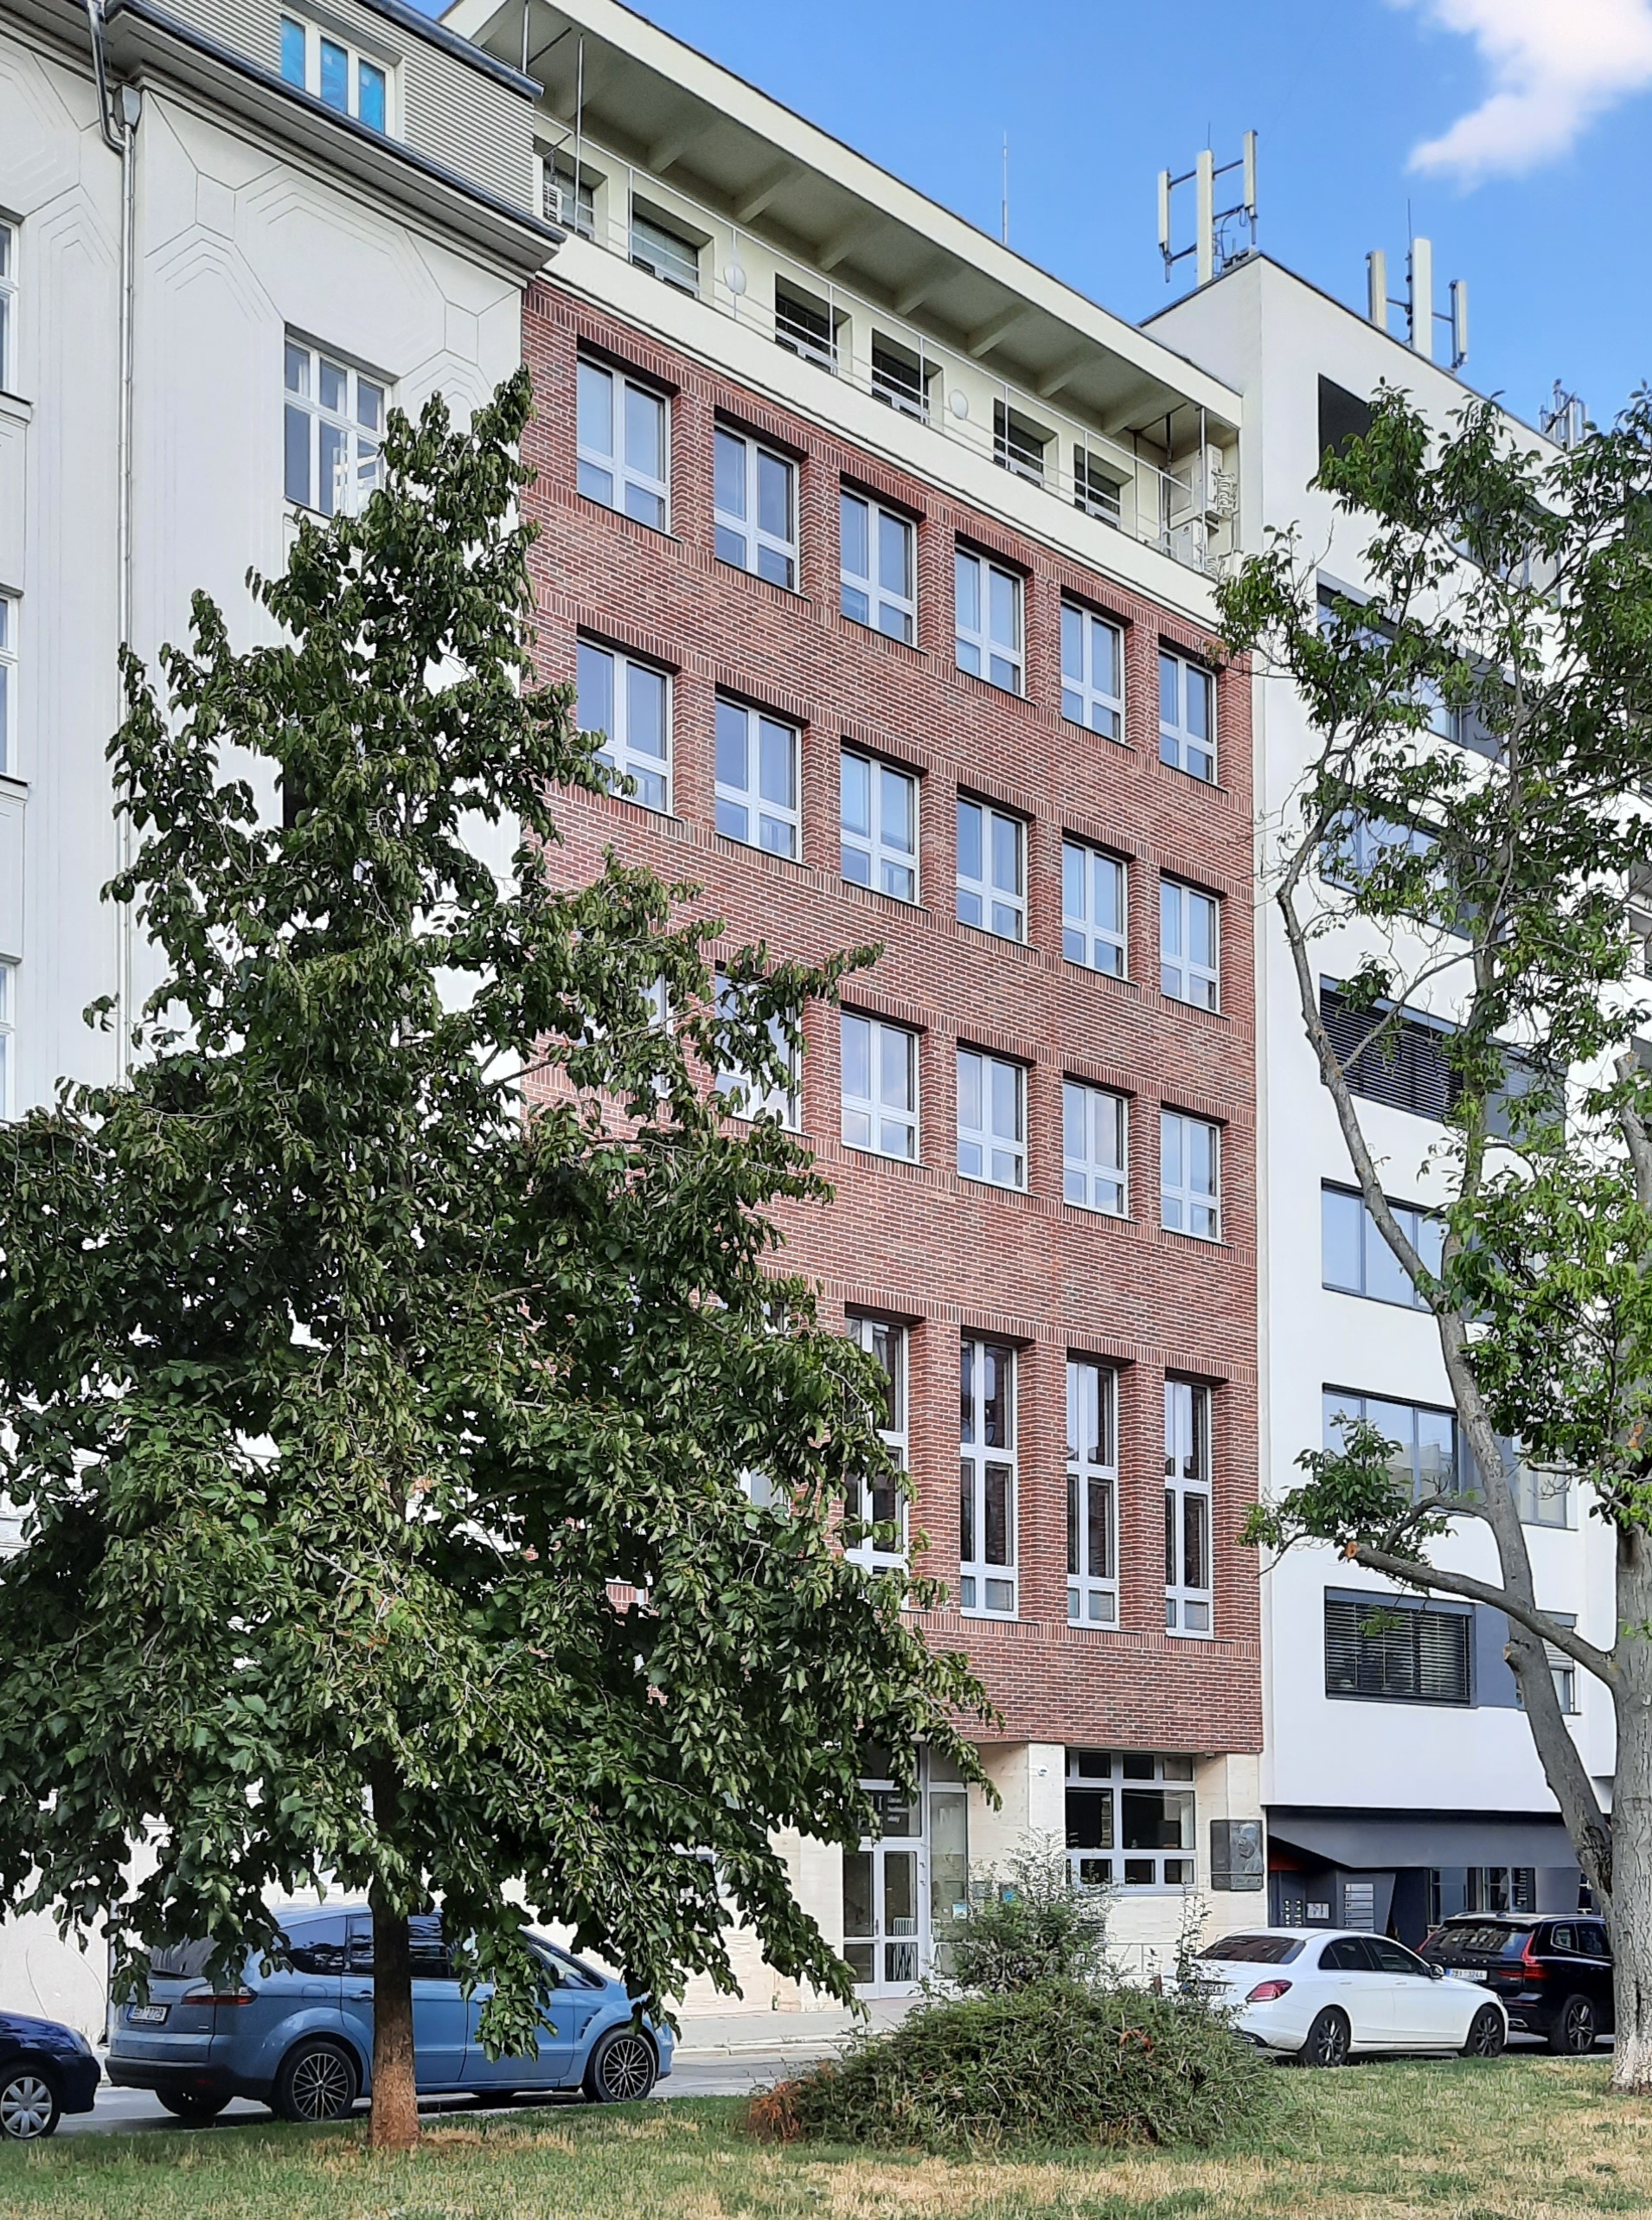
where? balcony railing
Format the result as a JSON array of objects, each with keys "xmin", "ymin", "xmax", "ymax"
[{"xmin": 542, "ymin": 133, "xmax": 1234, "ymax": 575}]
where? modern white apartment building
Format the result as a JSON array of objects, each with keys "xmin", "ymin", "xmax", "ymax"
[
  {"xmin": 1153, "ymin": 255, "xmax": 1611, "ymax": 1944},
  {"xmin": 0, "ymin": 0, "xmax": 554, "ymax": 2024}
]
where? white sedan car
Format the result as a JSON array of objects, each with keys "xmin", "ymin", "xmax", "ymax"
[{"xmin": 1195, "ymin": 1928, "xmax": 1508, "ymax": 2064}]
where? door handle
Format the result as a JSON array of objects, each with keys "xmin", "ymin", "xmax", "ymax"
[{"xmin": 347, "ymin": 1989, "xmax": 373, "ymax": 2000}]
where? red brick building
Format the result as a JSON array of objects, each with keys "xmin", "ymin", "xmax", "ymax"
[{"xmin": 464, "ymin": 0, "xmax": 1263, "ymax": 1999}]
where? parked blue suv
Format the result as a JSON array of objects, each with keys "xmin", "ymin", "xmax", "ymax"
[{"xmin": 106, "ymin": 1908, "xmax": 672, "ymax": 2121}]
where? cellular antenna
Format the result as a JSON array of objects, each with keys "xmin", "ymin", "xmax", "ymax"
[
  {"xmin": 1157, "ymin": 130, "xmax": 1258, "ymax": 288},
  {"xmin": 1365, "ymin": 237, "xmax": 1468, "ymax": 369},
  {"xmin": 1541, "ymin": 381, "xmax": 1588, "ymax": 448}
]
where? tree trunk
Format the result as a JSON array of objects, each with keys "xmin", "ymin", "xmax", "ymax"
[
  {"xmin": 1612, "ymin": 1530, "xmax": 1652, "ymax": 2090},
  {"xmin": 367, "ymin": 1892, "xmax": 419, "ymax": 2150}
]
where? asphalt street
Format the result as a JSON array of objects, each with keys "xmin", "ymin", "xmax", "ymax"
[{"xmin": 54, "ymin": 2048, "xmax": 823, "ymax": 2136}]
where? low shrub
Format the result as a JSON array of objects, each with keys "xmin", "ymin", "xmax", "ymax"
[
  {"xmin": 749, "ymin": 1979, "xmax": 1272, "ymax": 2153},
  {"xmin": 944, "ymin": 1835, "xmax": 1113, "ymax": 1994}
]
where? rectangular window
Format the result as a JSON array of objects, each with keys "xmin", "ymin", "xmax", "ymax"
[
  {"xmin": 1322, "ymin": 1184, "xmax": 1444, "ymax": 1308},
  {"xmin": 283, "ymin": 339, "xmax": 385, "ymax": 517},
  {"xmin": 774, "ymin": 279, "xmax": 837, "ymax": 371},
  {"xmin": 279, "ymin": 17, "xmax": 388, "ymax": 130},
  {"xmin": 840, "ymin": 752, "xmax": 918, "ymax": 903},
  {"xmin": 993, "ymin": 401, "xmax": 1048, "ymax": 485},
  {"xmin": 870, "ymin": 335, "xmax": 930, "ymax": 420},
  {"xmin": 543, "ymin": 155, "xmax": 596, "ymax": 239},
  {"xmin": 955, "ymin": 550, "xmax": 1023, "ymax": 694},
  {"xmin": 1160, "ymin": 881, "xmax": 1220, "ymax": 1010},
  {"xmin": 1322, "ymin": 1389, "xmax": 1461, "ymax": 1503},
  {"xmin": 0, "ymin": 221, "xmax": 15, "ymax": 394},
  {"xmin": 714, "ymin": 697, "xmax": 798, "ymax": 859},
  {"xmin": 1073, "ymin": 446, "xmax": 1124, "ymax": 526},
  {"xmin": 714, "ymin": 427, "xmax": 796, "ymax": 588},
  {"xmin": 714, "ymin": 971, "xmax": 798, "ymax": 1127},
  {"xmin": 1161, "ymin": 1111, "xmax": 1219, "ymax": 1240},
  {"xmin": 844, "ymin": 1315, "xmax": 907, "ymax": 1570},
  {"xmin": 630, "ymin": 206, "xmax": 700, "ymax": 294},
  {"xmin": 1164, "ymin": 1380, "xmax": 1213, "ymax": 1636},
  {"xmin": 1067, "ymin": 1359, "xmax": 1117, "ymax": 1626},
  {"xmin": 1060, "ymin": 604, "xmax": 1124, "ymax": 739},
  {"xmin": 0, "ymin": 962, "xmax": 12, "ymax": 1119},
  {"xmin": 841, "ymin": 1013, "xmax": 919, "ymax": 1161},
  {"xmin": 1318, "ymin": 980, "xmax": 1457, "ymax": 1122},
  {"xmin": 1063, "ymin": 1081, "xmax": 1127, "ymax": 1216},
  {"xmin": 0, "ymin": 593, "xmax": 15, "ymax": 777},
  {"xmin": 960, "ymin": 1338, "xmax": 1016, "ymax": 1616},
  {"xmin": 955, "ymin": 799, "xmax": 1024, "ymax": 941},
  {"xmin": 576, "ymin": 640, "xmax": 670, "ymax": 814},
  {"xmin": 1514, "ymin": 1453, "xmax": 1572, "ymax": 1530},
  {"xmin": 576, "ymin": 358, "xmax": 668, "ymax": 529},
  {"xmin": 1065, "ymin": 1750, "xmax": 1196, "ymax": 1890},
  {"xmin": 1159, "ymin": 651, "xmax": 1216, "ymax": 782},
  {"xmin": 1324, "ymin": 1588, "xmax": 1472, "ymax": 1704},
  {"xmin": 957, "ymin": 1049, "xmax": 1025, "ymax": 1190},
  {"xmin": 1062, "ymin": 840, "xmax": 1127, "ymax": 978},
  {"xmin": 840, "ymin": 493, "xmax": 915, "ymax": 643}
]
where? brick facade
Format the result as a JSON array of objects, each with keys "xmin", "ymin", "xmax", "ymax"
[{"xmin": 522, "ymin": 279, "xmax": 1262, "ymax": 1761}]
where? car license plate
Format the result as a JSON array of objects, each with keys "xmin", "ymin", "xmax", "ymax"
[
  {"xmin": 1456, "ymin": 1968, "xmax": 1488, "ymax": 1983},
  {"xmin": 129, "ymin": 2004, "xmax": 169, "ymax": 2024}
]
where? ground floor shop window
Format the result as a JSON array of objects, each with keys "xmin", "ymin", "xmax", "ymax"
[{"xmin": 1065, "ymin": 1749, "xmax": 1195, "ymax": 1889}]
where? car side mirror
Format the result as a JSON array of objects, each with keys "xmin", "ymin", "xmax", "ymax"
[{"xmin": 1429, "ymin": 1962, "xmax": 1444, "ymax": 1979}]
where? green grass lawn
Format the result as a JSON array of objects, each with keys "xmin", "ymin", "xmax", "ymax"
[{"xmin": 1, "ymin": 2062, "xmax": 1647, "ymax": 2220}]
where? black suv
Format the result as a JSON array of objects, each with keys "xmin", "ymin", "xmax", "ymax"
[{"xmin": 1420, "ymin": 1914, "xmax": 1612, "ymax": 2053}]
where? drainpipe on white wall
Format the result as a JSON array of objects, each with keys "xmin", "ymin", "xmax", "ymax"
[{"xmin": 86, "ymin": 0, "xmax": 141, "ymax": 1082}]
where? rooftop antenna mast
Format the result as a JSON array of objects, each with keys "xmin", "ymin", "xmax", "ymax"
[
  {"xmin": 1366, "ymin": 239, "xmax": 1468, "ymax": 369},
  {"xmin": 1540, "ymin": 380, "xmax": 1587, "ymax": 449},
  {"xmin": 1158, "ymin": 131, "xmax": 1257, "ymax": 288}
]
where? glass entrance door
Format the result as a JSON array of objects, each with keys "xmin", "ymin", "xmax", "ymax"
[{"xmin": 843, "ymin": 1839, "xmax": 925, "ymax": 1996}]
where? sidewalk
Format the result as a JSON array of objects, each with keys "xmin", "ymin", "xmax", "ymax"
[{"xmin": 674, "ymin": 1998, "xmax": 912, "ymax": 2058}]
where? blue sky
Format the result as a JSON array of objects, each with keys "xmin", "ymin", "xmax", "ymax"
[{"xmin": 446, "ymin": 0, "xmax": 1652, "ymax": 432}]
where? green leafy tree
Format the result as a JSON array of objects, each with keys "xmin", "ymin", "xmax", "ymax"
[
  {"xmin": 0, "ymin": 372, "xmax": 987, "ymax": 2149},
  {"xmin": 1216, "ymin": 387, "xmax": 1652, "ymax": 2087}
]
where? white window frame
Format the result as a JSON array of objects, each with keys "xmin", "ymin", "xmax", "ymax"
[
  {"xmin": 844, "ymin": 1315, "xmax": 908, "ymax": 1571},
  {"xmin": 993, "ymin": 400, "xmax": 1048, "ymax": 485},
  {"xmin": 1160, "ymin": 880, "xmax": 1220, "ymax": 1011},
  {"xmin": 0, "ymin": 961, "xmax": 12, "ymax": 1120},
  {"xmin": 576, "ymin": 639, "xmax": 671, "ymax": 815},
  {"xmin": 1063, "ymin": 1081, "xmax": 1127, "ymax": 1216},
  {"xmin": 714, "ymin": 696, "xmax": 799, "ymax": 859},
  {"xmin": 955, "ymin": 799, "xmax": 1025, "ymax": 941},
  {"xmin": 840, "ymin": 751, "xmax": 919, "ymax": 904},
  {"xmin": 576, "ymin": 357, "xmax": 669, "ymax": 530},
  {"xmin": 1060, "ymin": 604, "xmax": 1124, "ymax": 739},
  {"xmin": 714, "ymin": 970, "xmax": 798, "ymax": 1128},
  {"xmin": 840, "ymin": 1012, "xmax": 919, "ymax": 1162},
  {"xmin": 542, "ymin": 153, "xmax": 597, "ymax": 239},
  {"xmin": 1067, "ymin": 1358, "xmax": 1117, "ymax": 1627},
  {"xmin": 714, "ymin": 427, "xmax": 797, "ymax": 588},
  {"xmin": 1062, "ymin": 839, "xmax": 1127, "ymax": 978},
  {"xmin": 283, "ymin": 338, "xmax": 387, "ymax": 518},
  {"xmin": 960, "ymin": 1337, "xmax": 1017, "ymax": 1618},
  {"xmin": 1161, "ymin": 1110, "xmax": 1220, "ymax": 1241},
  {"xmin": 839, "ymin": 492, "xmax": 915, "ymax": 643},
  {"xmin": 629, "ymin": 205, "xmax": 701, "ymax": 295},
  {"xmin": 0, "ymin": 593, "xmax": 16, "ymax": 779},
  {"xmin": 1164, "ymin": 1378, "xmax": 1213, "ymax": 1637},
  {"xmin": 1065, "ymin": 1749, "xmax": 1197, "ymax": 1891},
  {"xmin": 1159, "ymin": 650, "xmax": 1217, "ymax": 782},
  {"xmin": 957, "ymin": 1049, "xmax": 1026, "ymax": 1190},
  {"xmin": 279, "ymin": 16, "xmax": 390, "ymax": 130},
  {"xmin": 955, "ymin": 549, "xmax": 1023, "ymax": 694},
  {"xmin": 0, "ymin": 220, "xmax": 16, "ymax": 395}
]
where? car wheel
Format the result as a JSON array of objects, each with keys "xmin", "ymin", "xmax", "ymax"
[
  {"xmin": 1547, "ymin": 1993, "xmax": 1598, "ymax": 2055},
  {"xmin": 1461, "ymin": 2004, "xmax": 1506, "ymax": 2058},
  {"xmin": 157, "ymin": 2088, "xmax": 232, "ymax": 2122},
  {"xmin": 582, "ymin": 2027, "xmax": 657, "ymax": 2104},
  {"xmin": 272, "ymin": 2038, "xmax": 360, "ymax": 2123},
  {"xmin": 0, "ymin": 2067, "xmax": 61, "ymax": 2142},
  {"xmin": 1297, "ymin": 2008, "xmax": 1352, "ymax": 2068}
]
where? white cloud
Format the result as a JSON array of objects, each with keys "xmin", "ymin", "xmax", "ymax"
[{"xmin": 1396, "ymin": 0, "xmax": 1652, "ymax": 182}]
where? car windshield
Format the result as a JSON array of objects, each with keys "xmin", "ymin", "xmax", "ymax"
[
  {"xmin": 1436, "ymin": 1924, "xmax": 1531, "ymax": 1959},
  {"xmin": 1199, "ymin": 1934, "xmax": 1304, "ymax": 1964}
]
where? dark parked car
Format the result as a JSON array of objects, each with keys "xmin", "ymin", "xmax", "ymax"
[
  {"xmin": 1421, "ymin": 1912, "xmax": 1612, "ymax": 2052},
  {"xmin": 107, "ymin": 1908, "xmax": 671, "ymax": 2121},
  {"xmin": 0, "ymin": 2011, "xmax": 100, "ymax": 2140}
]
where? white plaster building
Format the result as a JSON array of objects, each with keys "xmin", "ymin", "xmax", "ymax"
[
  {"xmin": 1152, "ymin": 253, "xmax": 1611, "ymax": 1944},
  {"xmin": 0, "ymin": 0, "xmax": 555, "ymax": 2028}
]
